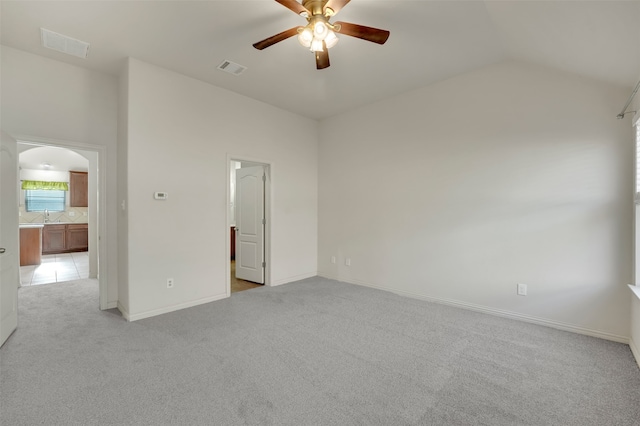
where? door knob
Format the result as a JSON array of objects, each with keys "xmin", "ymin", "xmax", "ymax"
[{"xmin": 0, "ymin": 248, "xmax": 5, "ymax": 254}]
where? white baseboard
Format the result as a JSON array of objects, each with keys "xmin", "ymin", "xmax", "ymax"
[
  {"xmin": 104, "ymin": 301, "xmax": 118, "ymax": 310},
  {"xmin": 126, "ymin": 293, "xmax": 229, "ymax": 322},
  {"xmin": 270, "ymin": 271, "xmax": 317, "ymax": 287},
  {"xmin": 319, "ymin": 274, "xmax": 630, "ymax": 344},
  {"xmin": 630, "ymin": 338, "xmax": 640, "ymax": 369},
  {"xmin": 117, "ymin": 301, "xmax": 130, "ymax": 321}
]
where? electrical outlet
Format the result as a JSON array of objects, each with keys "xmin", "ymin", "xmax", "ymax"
[
  {"xmin": 517, "ymin": 283, "xmax": 527, "ymax": 296},
  {"xmin": 345, "ymin": 258, "xmax": 351, "ymax": 266},
  {"xmin": 167, "ymin": 278, "xmax": 174, "ymax": 289},
  {"xmin": 331, "ymin": 256, "xmax": 336, "ymax": 264}
]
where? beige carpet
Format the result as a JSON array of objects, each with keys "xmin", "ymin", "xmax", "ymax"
[{"xmin": 2, "ymin": 277, "xmax": 640, "ymax": 425}]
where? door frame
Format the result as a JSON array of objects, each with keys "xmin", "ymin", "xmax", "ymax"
[
  {"xmin": 1, "ymin": 130, "xmax": 19, "ymax": 347},
  {"xmin": 226, "ymin": 154, "xmax": 272, "ymax": 296},
  {"xmin": 15, "ymin": 135, "xmax": 108, "ymax": 310}
]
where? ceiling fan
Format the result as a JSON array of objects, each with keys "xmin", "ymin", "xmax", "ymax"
[{"xmin": 253, "ymin": 0, "xmax": 390, "ymax": 70}]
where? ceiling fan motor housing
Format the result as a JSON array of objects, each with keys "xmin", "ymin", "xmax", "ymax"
[{"xmin": 302, "ymin": 0, "xmax": 330, "ymax": 17}]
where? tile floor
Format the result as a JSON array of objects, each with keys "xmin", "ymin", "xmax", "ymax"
[{"xmin": 20, "ymin": 251, "xmax": 90, "ymax": 286}]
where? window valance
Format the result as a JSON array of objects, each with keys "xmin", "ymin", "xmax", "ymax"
[{"xmin": 21, "ymin": 180, "xmax": 69, "ymax": 191}]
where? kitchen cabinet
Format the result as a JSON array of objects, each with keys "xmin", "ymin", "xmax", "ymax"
[
  {"xmin": 20, "ymin": 226, "xmax": 43, "ymax": 266},
  {"xmin": 66, "ymin": 224, "xmax": 89, "ymax": 251},
  {"xmin": 42, "ymin": 224, "xmax": 66, "ymax": 254},
  {"xmin": 69, "ymin": 171, "xmax": 88, "ymax": 207},
  {"xmin": 42, "ymin": 223, "xmax": 88, "ymax": 254}
]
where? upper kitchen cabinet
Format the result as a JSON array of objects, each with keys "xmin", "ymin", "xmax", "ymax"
[{"xmin": 69, "ymin": 171, "xmax": 88, "ymax": 207}]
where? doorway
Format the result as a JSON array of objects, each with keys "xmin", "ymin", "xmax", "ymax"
[
  {"xmin": 228, "ymin": 158, "xmax": 271, "ymax": 294},
  {"xmin": 16, "ymin": 138, "xmax": 107, "ymax": 309},
  {"xmin": 18, "ymin": 145, "xmax": 91, "ymax": 286}
]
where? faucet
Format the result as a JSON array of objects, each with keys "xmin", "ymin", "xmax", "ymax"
[{"xmin": 43, "ymin": 209, "xmax": 49, "ymax": 223}]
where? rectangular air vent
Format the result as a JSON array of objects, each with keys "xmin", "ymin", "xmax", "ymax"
[
  {"xmin": 41, "ymin": 28, "xmax": 90, "ymax": 59},
  {"xmin": 217, "ymin": 60, "xmax": 247, "ymax": 76}
]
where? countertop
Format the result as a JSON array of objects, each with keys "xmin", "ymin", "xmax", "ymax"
[{"xmin": 19, "ymin": 222, "xmax": 88, "ymax": 228}]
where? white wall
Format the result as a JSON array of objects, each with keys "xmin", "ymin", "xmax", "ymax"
[
  {"xmin": 632, "ymin": 291, "xmax": 640, "ymax": 366},
  {"xmin": 117, "ymin": 59, "xmax": 130, "ymax": 314},
  {"xmin": 632, "ymin": 81, "xmax": 640, "ymax": 126},
  {"xmin": 19, "ymin": 169, "xmax": 69, "ymax": 182},
  {"xmin": 229, "ymin": 160, "xmax": 241, "ymax": 226},
  {"xmin": 120, "ymin": 58, "xmax": 317, "ymax": 320},
  {"xmin": 318, "ymin": 60, "xmax": 633, "ymax": 341},
  {"xmin": 631, "ymin": 99, "xmax": 640, "ymax": 364},
  {"xmin": 1, "ymin": 46, "xmax": 119, "ymax": 305}
]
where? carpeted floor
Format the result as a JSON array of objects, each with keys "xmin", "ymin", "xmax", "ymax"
[{"xmin": 1, "ymin": 277, "xmax": 640, "ymax": 425}]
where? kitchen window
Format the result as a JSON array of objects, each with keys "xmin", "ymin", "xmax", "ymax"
[
  {"xmin": 24, "ymin": 189, "xmax": 66, "ymax": 212},
  {"xmin": 21, "ymin": 180, "xmax": 69, "ymax": 212}
]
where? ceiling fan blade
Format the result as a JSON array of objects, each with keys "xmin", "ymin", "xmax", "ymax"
[
  {"xmin": 324, "ymin": 0, "xmax": 350, "ymax": 16},
  {"xmin": 275, "ymin": 0, "xmax": 309, "ymax": 16},
  {"xmin": 253, "ymin": 27, "xmax": 301, "ymax": 50},
  {"xmin": 315, "ymin": 45, "xmax": 330, "ymax": 69},
  {"xmin": 334, "ymin": 21, "xmax": 390, "ymax": 45}
]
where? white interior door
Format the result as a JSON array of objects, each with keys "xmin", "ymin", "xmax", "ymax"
[
  {"xmin": 235, "ymin": 166, "xmax": 265, "ymax": 284},
  {"xmin": 0, "ymin": 131, "xmax": 19, "ymax": 347}
]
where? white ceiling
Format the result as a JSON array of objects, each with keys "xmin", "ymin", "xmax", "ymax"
[
  {"xmin": 19, "ymin": 146, "xmax": 89, "ymax": 172},
  {"xmin": 1, "ymin": 1, "xmax": 639, "ymax": 120}
]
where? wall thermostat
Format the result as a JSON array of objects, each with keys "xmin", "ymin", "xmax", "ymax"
[{"xmin": 154, "ymin": 192, "xmax": 168, "ymax": 200}]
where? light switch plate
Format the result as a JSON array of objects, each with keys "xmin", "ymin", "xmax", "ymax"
[{"xmin": 517, "ymin": 283, "xmax": 527, "ymax": 296}]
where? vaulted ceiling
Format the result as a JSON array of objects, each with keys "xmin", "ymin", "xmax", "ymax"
[{"xmin": 1, "ymin": 1, "xmax": 639, "ymax": 120}]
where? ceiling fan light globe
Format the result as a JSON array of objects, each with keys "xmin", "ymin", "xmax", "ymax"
[
  {"xmin": 310, "ymin": 39, "xmax": 324, "ymax": 52},
  {"xmin": 324, "ymin": 31, "xmax": 338, "ymax": 49},
  {"xmin": 298, "ymin": 35, "xmax": 311, "ymax": 47},
  {"xmin": 298, "ymin": 27, "xmax": 313, "ymax": 47},
  {"xmin": 313, "ymin": 21, "xmax": 328, "ymax": 39},
  {"xmin": 297, "ymin": 35, "xmax": 311, "ymax": 48}
]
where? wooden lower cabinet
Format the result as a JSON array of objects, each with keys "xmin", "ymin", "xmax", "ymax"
[
  {"xmin": 20, "ymin": 227, "xmax": 42, "ymax": 266},
  {"xmin": 42, "ymin": 223, "xmax": 88, "ymax": 254},
  {"xmin": 67, "ymin": 224, "xmax": 89, "ymax": 251},
  {"xmin": 42, "ymin": 224, "xmax": 66, "ymax": 254}
]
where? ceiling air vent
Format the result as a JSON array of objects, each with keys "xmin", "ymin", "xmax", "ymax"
[
  {"xmin": 217, "ymin": 60, "xmax": 247, "ymax": 76},
  {"xmin": 40, "ymin": 28, "xmax": 90, "ymax": 59}
]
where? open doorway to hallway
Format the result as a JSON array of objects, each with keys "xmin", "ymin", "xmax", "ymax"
[
  {"xmin": 18, "ymin": 145, "xmax": 92, "ymax": 286},
  {"xmin": 229, "ymin": 159, "xmax": 270, "ymax": 294},
  {"xmin": 230, "ymin": 260, "xmax": 261, "ymax": 293},
  {"xmin": 15, "ymin": 138, "xmax": 107, "ymax": 309}
]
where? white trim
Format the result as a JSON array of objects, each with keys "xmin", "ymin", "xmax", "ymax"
[
  {"xmin": 15, "ymin": 135, "xmax": 109, "ymax": 310},
  {"xmin": 105, "ymin": 301, "xmax": 117, "ymax": 309},
  {"xmin": 630, "ymin": 284, "xmax": 640, "ymax": 301},
  {"xmin": 126, "ymin": 293, "xmax": 228, "ymax": 322},
  {"xmin": 631, "ymin": 338, "xmax": 640, "ymax": 369},
  {"xmin": 117, "ymin": 301, "xmax": 130, "ymax": 321},
  {"xmin": 271, "ymin": 272, "xmax": 317, "ymax": 286},
  {"xmin": 320, "ymin": 273, "xmax": 630, "ymax": 344}
]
